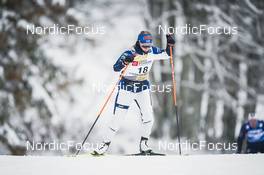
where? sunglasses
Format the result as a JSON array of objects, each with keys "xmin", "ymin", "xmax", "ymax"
[{"xmin": 141, "ymin": 45, "xmax": 151, "ymax": 49}]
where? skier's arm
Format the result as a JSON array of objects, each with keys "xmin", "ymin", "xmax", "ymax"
[
  {"xmin": 151, "ymin": 34, "xmax": 176, "ymax": 60},
  {"xmin": 237, "ymin": 123, "xmax": 246, "ymax": 153},
  {"xmin": 113, "ymin": 51, "xmax": 134, "ymax": 72}
]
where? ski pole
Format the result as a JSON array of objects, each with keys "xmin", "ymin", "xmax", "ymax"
[
  {"xmin": 169, "ymin": 46, "xmax": 182, "ymax": 155},
  {"xmin": 75, "ymin": 65, "xmax": 129, "ymax": 156}
]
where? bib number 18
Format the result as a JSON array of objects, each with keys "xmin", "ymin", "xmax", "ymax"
[{"xmin": 138, "ymin": 66, "xmax": 148, "ymax": 74}]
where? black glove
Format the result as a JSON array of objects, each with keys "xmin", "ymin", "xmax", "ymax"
[
  {"xmin": 123, "ymin": 53, "xmax": 135, "ymax": 64},
  {"xmin": 166, "ymin": 34, "xmax": 175, "ymax": 46}
]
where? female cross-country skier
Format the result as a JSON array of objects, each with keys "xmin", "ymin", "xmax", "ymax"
[{"xmin": 93, "ymin": 31, "xmax": 175, "ymax": 155}]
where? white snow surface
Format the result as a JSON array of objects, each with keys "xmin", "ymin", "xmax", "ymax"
[{"xmin": 0, "ymin": 154, "xmax": 263, "ymax": 175}]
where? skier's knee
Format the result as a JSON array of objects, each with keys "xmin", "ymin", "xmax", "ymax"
[
  {"xmin": 108, "ymin": 121, "xmax": 121, "ymax": 132},
  {"xmin": 142, "ymin": 112, "xmax": 154, "ymax": 125},
  {"xmin": 142, "ymin": 117, "xmax": 154, "ymax": 126}
]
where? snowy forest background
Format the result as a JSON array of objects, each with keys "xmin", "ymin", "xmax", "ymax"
[{"xmin": 0, "ymin": 0, "xmax": 264, "ymax": 155}]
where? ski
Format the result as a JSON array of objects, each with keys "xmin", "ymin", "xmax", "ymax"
[
  {"xmin": 74, "ymin": 151, "xmax": 165, "ymax": 157},
  {"xmin": 126, "ymin": 152, "xmax": 166, "ymax": 156}
]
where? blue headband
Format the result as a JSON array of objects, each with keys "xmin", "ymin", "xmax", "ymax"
[{"xmin": 137, "ymin": 34, "xmax": 153, "ymax": 44}]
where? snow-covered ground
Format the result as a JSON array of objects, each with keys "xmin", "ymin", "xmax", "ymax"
[{"xmin": 0, "ymin": 154, "xmax": 263, "ymax": 175}]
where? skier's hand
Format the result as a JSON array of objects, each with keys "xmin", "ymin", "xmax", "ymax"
[
  {"xmin": 166, "ymin": 34, "xmax": 175, "ymax": 46},
  {"xmin": 123, "ymin": 53, "xmax": 135, "ymax": 64}
]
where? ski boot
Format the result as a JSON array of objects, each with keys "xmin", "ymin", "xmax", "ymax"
[
  {"xmin": 139, "ymin": 137, "xmax": 152, "ymax": 155},
  {"xmin": 91, "ymin": 142, "xmax": 110, "ymax": 156}
]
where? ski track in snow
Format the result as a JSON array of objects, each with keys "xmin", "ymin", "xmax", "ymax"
[{"xmin": 0, "ymin": 154, "xmax": 263, "ymax": 175}]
